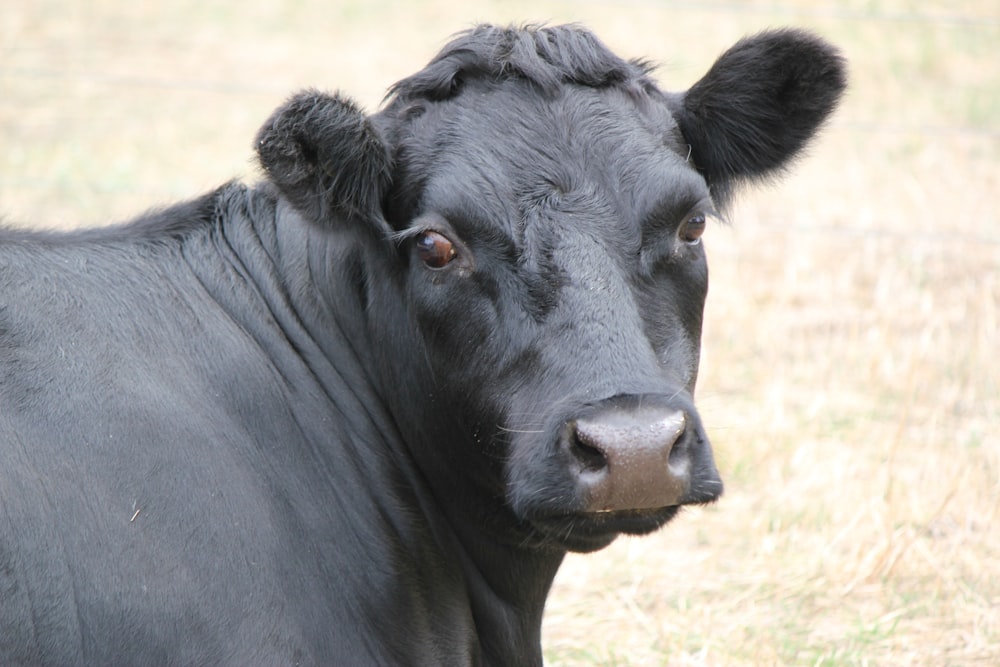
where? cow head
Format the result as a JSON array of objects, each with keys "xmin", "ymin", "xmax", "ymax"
[{"xmin": 257, "ymin": 25, "xmax": 845, "ymax": 553}]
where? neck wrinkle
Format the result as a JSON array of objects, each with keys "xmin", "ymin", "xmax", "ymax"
[
  {"xmin": 235, "ymin": 187, "xmax": 568, "ymax": 666},
  {"xmin": 446, "ymin": 508, "xmax": 566, "ymax": 666}
]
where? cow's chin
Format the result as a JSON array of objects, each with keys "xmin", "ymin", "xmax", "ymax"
[{"xmin": 526, "ymin": 505, "xmax": 681, "ymax": 554}]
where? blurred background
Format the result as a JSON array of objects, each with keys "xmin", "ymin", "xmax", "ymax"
[{"xmin": 2, "ymin": 1, "xmax": 997, "ymax": 664}]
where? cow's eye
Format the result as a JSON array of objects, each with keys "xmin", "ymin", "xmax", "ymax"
[
  {"xmin": 679, "ymin": 214, "xmax": 706, "ymax": 245},
  {"xmin": 415, "ymin": 231, "xmax": 457, "ymax": 268}
]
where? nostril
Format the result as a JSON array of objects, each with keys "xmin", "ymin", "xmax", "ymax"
[
  {"xmin": 563, "ymin": 400, "xmax": 705, "ymax": 512},
  {"xmin": 667, "ymin": 427, "xmax": 690, "ymax": 465},
  {"xmin": 570, "ymin": 427, "xmax": 609, "ymax": 472}
]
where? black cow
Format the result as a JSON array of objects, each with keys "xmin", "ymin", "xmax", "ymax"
[{"xmin": 0, "ymin": 24, "xmax": 844, "ymax": 665}]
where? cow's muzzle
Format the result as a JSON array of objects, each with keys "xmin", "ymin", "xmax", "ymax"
[{"xmin": 564, "ymin": 394, "xmax": 722, "ymax": 512}]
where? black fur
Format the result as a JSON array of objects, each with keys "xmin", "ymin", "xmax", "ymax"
[
  {"xmin": 256, "ymin": 89, "xmax": 392, "ymax": 226},
  {"xmin": 0, "ymin": 24, "xmax": 843, "ymax": 666},
  {"xmin": 668, "ymin": 29, "xmax": 847, "ymax": 206},
  {"xmin": 385, "ymin": 23, "xmax": 654, "ymax": 103}
]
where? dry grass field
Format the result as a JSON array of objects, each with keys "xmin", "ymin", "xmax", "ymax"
[{"xmin": 2, "ymin": 1, "xmax": 997, "ymax": 665}]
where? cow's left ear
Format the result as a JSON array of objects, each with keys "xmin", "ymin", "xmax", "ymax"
[
  {"xmin": 256, "ymin": 90, "xmax": 392, "ymax": 227},
  {"xmin": 667, "ymin": 29, "xmax": 846, "ymax": 207}
]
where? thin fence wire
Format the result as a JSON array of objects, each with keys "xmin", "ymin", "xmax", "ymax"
[
  {"xmin": 2, "ymin": 64, "xmax": 998, "ymax": 139},
  {"xmin": 0, "ymin": 66, "xmax": 291, "ymax": 96},
  {"xmin": 578, "ymin": 1, "xmax": 1000, "ymax": 26}
]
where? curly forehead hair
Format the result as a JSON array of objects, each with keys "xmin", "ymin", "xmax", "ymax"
[{"xmin": 384, "ymin": 23, "xmax": 658, "ymax": 106}]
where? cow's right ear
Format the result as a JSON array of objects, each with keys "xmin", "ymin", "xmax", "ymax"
[{"xmin": 256, "ymin": 90, "xmax": 392, "ymax": 227}]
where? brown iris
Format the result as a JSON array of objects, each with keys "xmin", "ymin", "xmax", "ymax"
[
  {"xmin": 679, "ymin": 214, "xmax": 706, "ymax": 244},
  {"xmin": 415, "ymin": 231, "xmax": 457, "ymax": 268}
]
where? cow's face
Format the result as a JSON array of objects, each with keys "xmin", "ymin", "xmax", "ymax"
[
  {"xmin": 256, "ymin": 26, "xmax": 845, "ymax": 552},
  {"xmin": 382, "ymin": 79, "xmax": 718, "ymax": 551}
]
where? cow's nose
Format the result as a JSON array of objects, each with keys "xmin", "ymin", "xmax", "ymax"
[{"xmin": 569, "ymin": 404, "xmax": 693, "ymax": 512}]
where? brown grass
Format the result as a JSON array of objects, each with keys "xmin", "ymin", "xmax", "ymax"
[{"xmin": 2, "ymin": 1, "xmax": 997, "ymax": 664}]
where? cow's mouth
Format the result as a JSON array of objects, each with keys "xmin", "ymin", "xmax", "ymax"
[
  {"xmin": 503, "ymin": 393, "xmax": 722, "ymax": 552},
  {"xmin": 526, "ymin": 505, "xmax": 682, "ymax": 553}
]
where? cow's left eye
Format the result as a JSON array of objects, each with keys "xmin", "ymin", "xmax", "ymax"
[
  {"xmin": 415, "ymin": 231, "xmax": 457, "ymax": 268},
  {"xmin": 678, "ymin": 214, "xmax": 706, "ymax": 245}
]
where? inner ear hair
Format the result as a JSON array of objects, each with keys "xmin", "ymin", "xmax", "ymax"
[
  {"xmin": 256, "ymin": 90, "xmax": 392, "ymax": 223},
  {"xmin": 671, "ymin": 29, "xmax": 847, "ymax": 208}
]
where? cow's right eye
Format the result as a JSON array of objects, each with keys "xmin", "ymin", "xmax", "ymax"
[{"xmin": 415, "ymin": 231, "xmax": 457, "ymax": 268}]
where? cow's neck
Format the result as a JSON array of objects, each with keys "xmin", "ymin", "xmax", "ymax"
[
  {"xmin": 367, "ymin": 391, "xmax": 567, "ymax": 663},
  {"xmin": 381, "ymin": 413, "xmax": 568, "ymax": 662},
  {"xmin": 228, "ymin": 190, "xmax": 567, "ymax": 664},
  {"xmin": 452, "ymin": 520, "xmax": 566, "ymax": 665}
]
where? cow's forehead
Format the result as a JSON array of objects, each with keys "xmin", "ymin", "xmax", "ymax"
[{"xmin": 412, "ymin": 79, "xmax": 702, "ymax": 238}]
